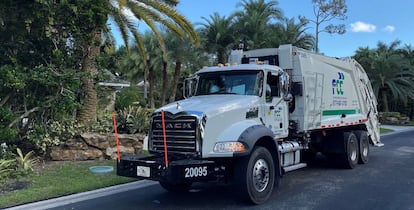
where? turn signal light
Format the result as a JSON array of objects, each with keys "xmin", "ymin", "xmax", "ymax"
[{"xmin": 213, "ymin": 142, "xmax": 246, "ymax": 153}]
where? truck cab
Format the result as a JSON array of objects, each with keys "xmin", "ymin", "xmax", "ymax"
[{"xmin": 183, "ymin": 63, "xmax": 291, "ymax": 147}]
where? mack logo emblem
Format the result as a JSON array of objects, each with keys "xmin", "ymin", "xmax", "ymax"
[{"xmin": 155, "ymin": 122, "xmax": 193, "ymax": 129}]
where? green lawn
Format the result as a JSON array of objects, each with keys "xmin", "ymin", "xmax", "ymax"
[
  {"xmin": 0, "ymin": 160, "xmax": 136, "ymax": 208},
  {"xmin": 380, "ymin": 127, "xmax": 394, "ymax": 134}
]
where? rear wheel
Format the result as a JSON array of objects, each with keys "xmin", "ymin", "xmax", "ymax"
[
  {"xmin": 233, "ymin": 146, "xmax": 276, "ymax": 204},
  {"xmin": 341, "ymin": 132, "xmax": 359, "ymax": 169},
  {"xmin": 159, "ymin": 181, "xmax": 192, "ymax": 192},
  {"xmin": 354, "ymin": 131, "xmax": 369, "ymax": 164}
]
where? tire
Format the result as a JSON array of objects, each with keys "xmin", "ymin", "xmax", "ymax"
[
  {"xmin": 233, "ymin": 146, "xmax": 276, "ymax": 204},
  {"xmin": 354, "ymin": 131, "xmax": 369, "ymax": 164},
  {"xmin": 159, "ymin": 181, "xmax": 192, "ymax": 192},
  {"xmin": 342, "ymin": 132, "xmax": 359, "ymax": 169}
]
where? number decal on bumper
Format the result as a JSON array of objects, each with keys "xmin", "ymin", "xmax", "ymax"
[{"xmin": 185, "ymin": 166, "xmax": 208, "ymax": 178}]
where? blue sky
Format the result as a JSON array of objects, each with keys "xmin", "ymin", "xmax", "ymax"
[{"xmin": 175, "ymin": 0, "xmax": 414, "ymax": 57}]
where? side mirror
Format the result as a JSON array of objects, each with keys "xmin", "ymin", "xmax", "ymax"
[
  {"xmin": 279, "ymin": 72, "xmax": 290, "ymax": 97},
  {"xmin": 183, "ymin": 77, "xmax": 197, "ymax": 98}
]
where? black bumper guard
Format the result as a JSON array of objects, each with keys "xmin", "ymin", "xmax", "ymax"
[{"xmin": 117, "ymin": 154, "xmax": 219, "ymax": 183}]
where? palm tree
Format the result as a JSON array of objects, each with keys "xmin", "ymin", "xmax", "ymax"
[
  {"xmin": 78, "ymin": 0, "xmax": 199, "ymax": 123},
  {"xmin": 110, "ymin": 0, "xmax": 198, "ymax": 58},
  {"xmin": 77, "ymin": 0, "xmax": 111, "ymax": 124},
  {"xmin": 198, "ymin": 13, "xmax": 235, "ymax": 64},
  {"xmin": 354, "ymin": 41, "xmax": 414, "ymax": 112},
  {"xmin": 232, "ymin": 0, "xmax": 283, "ymax": 49},
  {"xmin": 164, "ymin": 31, "xmax": 194, "ymax": 102},
  {"xmin": 273, "ymin": 18, "xmax": 315, "ymax": 50}
]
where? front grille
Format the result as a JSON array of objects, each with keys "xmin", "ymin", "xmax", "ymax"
[{"xmin": 150, "ymin": 114, "xmax": 198, "ymax": 154}]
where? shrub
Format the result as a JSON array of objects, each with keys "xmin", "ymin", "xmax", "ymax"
[
  {"xmin": 116, "ymin": 106, "xmax": 154, "ymax": 134},
  {"xmin": 0, "ymin": 107, "xmax": 18, "ymax": 144},
  {"xmin": 0, "ymin": 148, "xmax": 37, "ymax": 180},
  {"xmin": 380, "ymin": 112, "xmax": 411, "ymax": 125},
  {"xmin": 26, "ymin": 121, "xmax": 73, "ymax": 153},
  {"xmin": 0, "ymin": 159, "xmax": 15, "ymax": 180},
  {"xmin": 25, "ymin": 112, "xmax": 115, "ymax": 155},
  {"xmin": 115, "ymin": 86, "xmax": 144, "ymax": 110},
  {"xmin": 381, "ymin": 112, "xmax": 401, "ymax": 118},
  {"xmin": 15, "ymin": 148, "xmax": 38, "ymax": 176}
]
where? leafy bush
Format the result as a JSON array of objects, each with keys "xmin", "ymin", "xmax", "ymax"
[
  {"xmin": 381, "ymin": 112, "xmax": 401, "ymax": 118},
  {"xmin": 0, "ymin": 148, "xmax": 37, "ymax": 180},
  {"xmin": 116, "ymin": 106, "xmax": 154, "ymax": 134},
  {"xmin": 0, "ymin": 107, "xmax": 18, "ymax": 144},
  {"xmin": 26, "ymin": 115, "xmax": 113, "ymax": 154},
  {"xmin": 15, "ymin": 148, "xmax": 38, "ymax": 176},
  {"xmin": 0, "ymin": 159, "xmax": 15, "ymax": 180},
  {"xmin": 115, "ymin": 86, "xmax": 144, "ymax": 110},
  {"xmin": 26, "ymin": 121, "xmax": 76, "ymax": 153},
  {"xmin": 0, "ymin": 128, "xmax": 18, "ymax": 144}
]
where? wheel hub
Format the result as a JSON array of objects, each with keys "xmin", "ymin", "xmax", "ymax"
[
  {"xmin": 253, "ymin": 158, "xmax": 270, "ymax": 192},
  {"xmin": 350, "ymin": 142, "xmax": 357, "ymax": 161}
]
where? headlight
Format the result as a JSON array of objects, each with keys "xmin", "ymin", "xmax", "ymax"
[{"xmin": 213, "ymin": 142, "xmax": 246, "ymax": 153}]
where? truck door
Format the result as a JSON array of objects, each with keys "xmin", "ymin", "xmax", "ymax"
[{"xmin": 262, "ymin": 72, "xmax": 289, "ymax": 138}]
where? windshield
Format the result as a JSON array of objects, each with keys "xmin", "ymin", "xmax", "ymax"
[{"xmin": 195, "ymin": 70, "xmax": 263, "ymax": 96}]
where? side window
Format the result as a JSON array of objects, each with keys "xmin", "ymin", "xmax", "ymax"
[{"xmin": 266, "ymin": 73, "xmax": 280, "ymax": 102}]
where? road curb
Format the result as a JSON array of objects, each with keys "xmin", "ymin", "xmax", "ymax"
[{"xmin": 4, "ymin": 180, "xmax": 157, "ymax": 210}]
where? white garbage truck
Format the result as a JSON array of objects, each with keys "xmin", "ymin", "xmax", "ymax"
[{"xmin": 117, "ymin": 44, "xmax": 382, "ymax": 204}]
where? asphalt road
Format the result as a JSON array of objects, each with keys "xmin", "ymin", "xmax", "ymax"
[{"xmin": 12, "ymin": 129, "xmax": 414, "ymax": 210}]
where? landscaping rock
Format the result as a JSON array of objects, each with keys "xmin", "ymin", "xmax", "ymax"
[
  {"xmin": 49, "ymin": 147, "xmax": 103, "ymax": 161},
  {"xmin": 106, "ymin": 146, "xmax": 135, "ymax": 159},
  {"xmin": 49, "ymin": 133, "xmax": 145, "ymax": 161}
]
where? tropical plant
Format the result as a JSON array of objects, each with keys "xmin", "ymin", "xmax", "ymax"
[
  {"xmin": 232, "ymin": 0, "xmax": 284, "ymax": 49},
  {"xmin": 354, "ymin": 41, "xmax": 414, "ymax": 112},
  {"xmin": 116, "ymin": 106, "xmax": 154, "ymax": 134},
  {"xmin": 109, "ymin": 0, "xmax": 199, "ymax": 109},
  {"xmin": 0, "ymin": 159, "xmax": 15, "ymax": 180},
  {"xmin": 110, "ymin": 0, "xmax": 198, "ymax": 57},
  {"xmin": 165, "ymin": 31, "xmax": 207, "ymax": 102},
  {"xmin": 116, "ymin": 86, "xmax": 144, "ymax": 110},
  {"xmin": 273, "ymin": 17, "xmax": 315, "ymax": 50},
  {"xmin": 15, "ymin": 148, "xmax": 38, "ymax": 175},
  {"xmin": 198, "ymin": 13, "xmax": 236, "ymax": 64}
]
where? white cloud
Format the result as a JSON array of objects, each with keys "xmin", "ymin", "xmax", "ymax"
[
  {"xmin": 350, "ymin": 21, "xmax": 376, "ymax": 33},
  {"xmin": 383, "ymin": 25, "xmax": 396, "ymax": 32}
]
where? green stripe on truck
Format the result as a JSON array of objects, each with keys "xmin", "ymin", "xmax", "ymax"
[{"xmin": 322, "ymin": 109, "xmax": 357, "ymax": 116}]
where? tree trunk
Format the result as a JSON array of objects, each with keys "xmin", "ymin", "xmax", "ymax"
[
  {"xmin": 161, "ymin": 61, "xmax": 168, "ymax": 106},
  {"xmin": 77, "ymin": 30, "xmax": 100, "ymax": 124},
  {"xmin": 217, "ymin": 50, "xmax": 225, "ymax": 64},
  {"xmin": 381, "ymin": 90, "xmax": 389, "ymax": 112},
  {"xmin": 148, "ymin": 64, "xmax": 155, "ymax": 109},
  {"xmin": 169, "ymin": 61, "xmax": 181, "ymax": 103}
]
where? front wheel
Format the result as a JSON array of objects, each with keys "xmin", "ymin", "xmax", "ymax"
[{"xmin": 233, "ymin": 146, "xmax": 276, "ymax": 204}]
